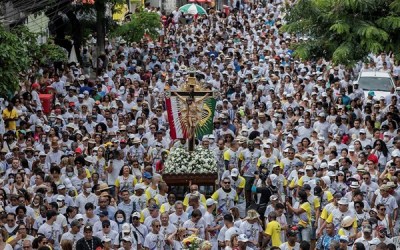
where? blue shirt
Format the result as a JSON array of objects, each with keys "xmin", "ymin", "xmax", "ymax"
[{"xmin": 316, "ymin": 233, "xmax": 340, "ymax": 250}]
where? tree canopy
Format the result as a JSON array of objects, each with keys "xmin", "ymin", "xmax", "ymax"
[
  {"xmin": 113, "ymin": 11, "xmax": 162, "ymax": 43},
  {"xmin": 282, "ymin": 0, "xmax": 400, "ymax": 65},
  {"xmin": 0, "ymin": 26, "xmax": 67, "ymax": 98}
]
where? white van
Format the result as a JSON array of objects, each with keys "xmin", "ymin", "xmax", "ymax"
[{"xmin": 356, "ymin": 71, "xmax": 395, "ymax": 99}]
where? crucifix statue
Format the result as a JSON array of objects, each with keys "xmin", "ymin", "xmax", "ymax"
[{"xmin": 167, "ymin": 71, "xmax": 215, "ymax": 151}]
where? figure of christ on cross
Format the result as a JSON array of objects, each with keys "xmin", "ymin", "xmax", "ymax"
[{"xmin": 175, "ymin": 91, "xmax": 210, "ymax": 144}]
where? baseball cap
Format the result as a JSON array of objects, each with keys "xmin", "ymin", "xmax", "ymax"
[
  {"xmin": 134, "ymin": 183, "xmax": 145, "ymax": 191},
  {"xmin": 70, "ymin": 220, "xmax": 81, "ymax": 228},
  {"xmin": 102, "ymin": 220, "xmax": 111, "ymax": 227},
  {"xmin": 98, "ymin": 210, "xmax": 109, "ymax": 217},
  {"xmin": 270, "ymin": 195, "xmax": 278, "ymax": 201},
  {"xmin": 143, "ymin": 172, "xmax": 153, "ymax": 179},
  {"xmin": 206, "ymin": 198, "xmax": 217, "ymax": 206},
  {"xmin": 231, "ymin": 168, "xmax": 239, "ymax": 177},
  {"xmin": 122, "ymin": 223, "xmax": 131, "ymax": 233},
  {"xmin": 131, "ymin": 212, "xmax": 141, "ymax": 218}
]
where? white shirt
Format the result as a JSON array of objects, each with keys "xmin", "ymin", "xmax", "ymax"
[
  {"xmin": 143, "ymin": 232, "xmax": 166, "ymax": 250},
  {"xmin": 75, "ymin": 192, "xmax": 98, "ymax": 214},
  {"xmin": 60, "ymin": 231, "xmax": 84, "ymax": 243}
]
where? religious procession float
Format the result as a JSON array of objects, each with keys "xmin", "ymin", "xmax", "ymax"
[{"xmin": 163, "ymin": 71, "xmax": 218, "ymax": 198}]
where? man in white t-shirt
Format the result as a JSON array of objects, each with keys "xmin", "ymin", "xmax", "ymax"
[{"xmin": 37, "ymin": 210, "xmax": 62, "ymax": 249}]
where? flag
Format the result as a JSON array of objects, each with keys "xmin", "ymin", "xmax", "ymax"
[
  {"xmin": 165, "ymin": 93, "xmax": 188, "ymax": 139},
  {"xmin": 165, "ymin": 93, "xmax": 216, "ymax": 140},
  {"xmin": 195, "ymin": 97, "xmax": 216, "ymax": 139}
]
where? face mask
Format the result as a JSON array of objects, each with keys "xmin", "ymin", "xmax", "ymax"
[
  {"xmin": 294, "ymin": 111, "xmax": 299, "ymax": 115},
  {"xmin": 209, "ymin": 139, "xmax": 215, "ymax": 144},
  {"xmin": 57, "ymin": 201, "xmax": 63, "ymax": 207},
  {"xmin": 93, "ymin": 152, "xmax": 97, "ymax": 156},
  {"xmin": 142, "ymin": 143, "xmax": 148, "ymax": 147},
  {"xmin": 33, "ymin": 202, "xmax": 39, "ymax": 206},
  {"xmin": 67, "ymin": 172, "xmax": 74, "ymax": 177},
  {"xmin": 242, "ymin": 131, "xmax": 248, "ymax": 137},
  {"xmin": 116, "ymin": 217, "xmax": 124, "ymax": 223},
  {"xmin": 85, "ymin": 188, "xmax": 92, "ymax": 193},
  {"xmin": 9, "ymin": 178, "xmax": 14, "ymax": 184}
]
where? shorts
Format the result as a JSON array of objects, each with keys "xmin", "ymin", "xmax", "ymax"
[{"xmin": 244, "ymin": 177, "xmax": 255, "ymax": 191}]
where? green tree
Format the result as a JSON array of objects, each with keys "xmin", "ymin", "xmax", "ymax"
[
  {"xmin": 282, "ymin": 0, "xmax": 400, "ymax": 65},
  {"xmin": 0, "ymin": 26, "xmax": 67, "ymax": 98},
  {"xmin": 113, "ymin": 11, "xmax": 162, "ymax": 43}
]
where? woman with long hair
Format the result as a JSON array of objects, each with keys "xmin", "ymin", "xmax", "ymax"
[
  {"xmin": 376, "ymin": 203, "xmax": 394, "ymax": 237},
  {"xmin": 285, "ymin": 190, "xmax": 311, "ymax": 241},
  {"xmin": 333, "ymin": 171, "xmax": 348, "ymax": 196},
  {"xmin": 371, "ymin": 139, "xmax": 390, "ymax": 172},
  {"xmin": 9, "ymin": 173, "xmax": 28, "ymax": 195}
]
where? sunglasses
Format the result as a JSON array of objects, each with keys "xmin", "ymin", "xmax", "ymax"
[{"xmin": 224, "ymin": 182, "xmax": 231, "ymax": 184}]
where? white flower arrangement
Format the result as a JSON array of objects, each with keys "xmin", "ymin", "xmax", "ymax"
[{"xmin": 164, "ymin": 146, "xmax": 217, "ymax": 174}]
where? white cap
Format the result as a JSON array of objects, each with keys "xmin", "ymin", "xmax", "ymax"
[
  {"xmin": 305, "ymin": 165, "xmax": 314, "ymax": 170},
  {"xmin": 131, "ymin": 212, "xmax": 140, "ymax": 218},
  {"xmin": 328, "ymin": 171, "xmax": 336, "ymax": 177},
  {"xmin": 350, "ymin": 181, "xmax": 360, "ymax": 188},
  {"xmin": 206, "ymin": 198, "xmax": 217, "ymax": 206},
  {"xmin": 230, "ymin": 168, "xmax": 239, "ymax": 177},
  {"xmin": 122, "ymin": 223, "xmax": 131, "ymax": 233},
  {"xmin": 320, "ymin": 162, "xmax": 328, "ymax": 169},
  {"xmin": 321, "ymin": 176, "xmax": 331, "ymax": 185},
  {"xmin": 134, "ymin": 183, "xmax": 146, "ymax": 191}
]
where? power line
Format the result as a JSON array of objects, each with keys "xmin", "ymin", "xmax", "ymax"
[
  {"xmin": 0, "ymin": 0, "xmax": 71, "ymax": 22},
  {"xmin": 0, "ymin": 0, "xmax": 51, "ymax": 21}
]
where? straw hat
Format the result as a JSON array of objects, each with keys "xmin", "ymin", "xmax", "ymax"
[
  {"xmin": 245, "ymin": 209, "xmax": 260, "ymax": 220},
  {"xmin": 98, "ymin": 183, "xmax": 110, "ymax": 192},
  {"xmin": 341, "ymin": 215, "xmax": 355, "ymax": 228}
]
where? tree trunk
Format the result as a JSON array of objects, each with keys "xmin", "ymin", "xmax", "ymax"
[{"xmin": 95, "ymin": 0, "xmax": 106, "ymax": 62}]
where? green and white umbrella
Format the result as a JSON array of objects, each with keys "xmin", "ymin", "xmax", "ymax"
[{"xmin": 179, "ymin": 4, "xmax": 207, "ymax": 15}]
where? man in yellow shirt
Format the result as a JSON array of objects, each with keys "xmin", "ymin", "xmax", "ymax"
[
  {"xmin": 264, "ymin": 211, "xmax": 282, "ymax": 247},
  {"xmin": 2, "ymin": 102, "xmax": 18, "ymax": 132}
]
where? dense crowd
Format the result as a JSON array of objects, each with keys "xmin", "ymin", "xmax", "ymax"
[{"xmin": 1, "ymin": 1, "xmax": 400, "ymax": 250}]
